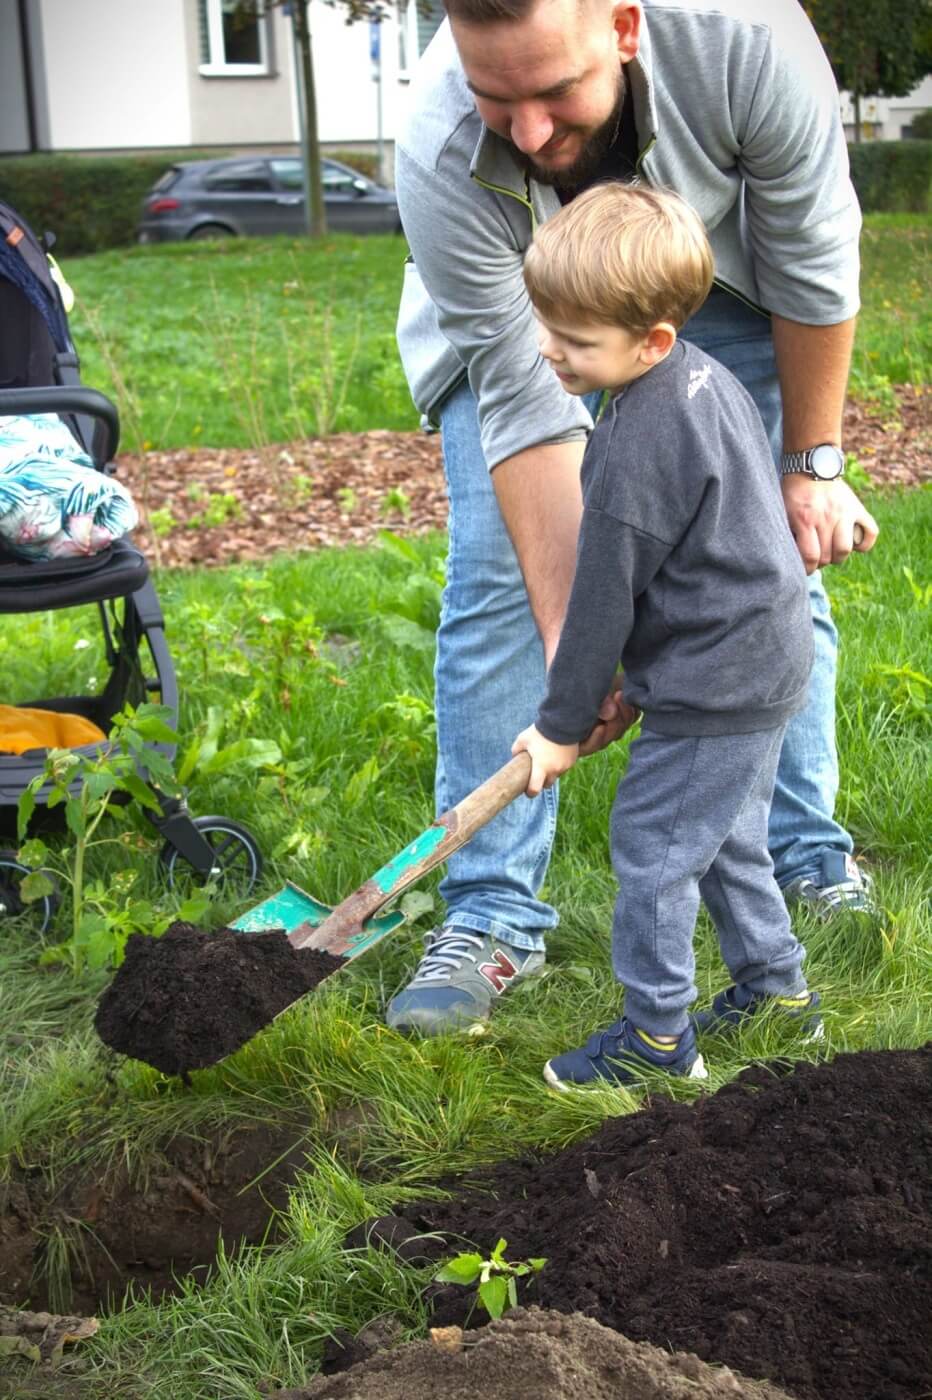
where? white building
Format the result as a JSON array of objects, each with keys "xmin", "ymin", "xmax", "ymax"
[
  {"xmin": 0, "ymin": 0, "xmax": 444, "ymax": 178},
  {"xmin": 2, "ymin": 1, "xmax": 929, "ymax": 172},
  {"xmin": 840, "ymin": 75, "xmax": 932, "ymax": 141}
]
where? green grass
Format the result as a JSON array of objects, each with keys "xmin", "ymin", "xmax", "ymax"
[
  {"xmin": 0, "ymin": 487, "xmax": 929, "ymax": 1398},
  {"xmin": 66, "ymin": 234, "xmax": 418, "ymax": 452},
  {"xmin": 63, "ymin": 214, "xmax": 930, "ymax": 453},
  {"xmin": 851, "ymin": 214, "xmax": 932, "ymax": 397}
]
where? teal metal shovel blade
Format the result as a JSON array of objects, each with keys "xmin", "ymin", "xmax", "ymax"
[
  {"xmin": 231, "ymin": 752, "xmax": 532, "ymax": 963},
  {"xmin": 231, "ymin": 880, "xmax": 404, "ymax": 959}
]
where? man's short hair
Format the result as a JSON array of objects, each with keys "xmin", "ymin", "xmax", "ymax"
[
  {"xmin": 523, "ymin": 183, "xmax": 715, "ymax": 332},
  {"xmin": 443, "ymin": 0, "xmax": 536, "ymax": 21}
]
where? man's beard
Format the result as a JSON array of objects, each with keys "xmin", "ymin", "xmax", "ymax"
[{"xmin": 525, "ymin": 66, "xmax": 626, "ymax": 192}]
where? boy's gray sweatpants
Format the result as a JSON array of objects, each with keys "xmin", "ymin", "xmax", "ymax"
[{"xmin": 611, "ymin": 725, "xmax": 808, "ymax": 1037}]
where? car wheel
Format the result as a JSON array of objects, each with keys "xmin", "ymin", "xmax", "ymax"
[
  {"xmin": 187, "ymin": 223, "xmax": 237, "ymax": 241},
  {"xmin": 159, "ymin": 816, "xmax": 263, "ymax": 899}
]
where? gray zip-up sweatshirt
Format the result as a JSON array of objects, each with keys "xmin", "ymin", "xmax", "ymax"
[
  {"xmin": 536, "ymin": 341, "xmax": 814, "ymax": 743},
  {"xmin": 395, "ymin": 0, "xmax": 861, "ymax": 469}
]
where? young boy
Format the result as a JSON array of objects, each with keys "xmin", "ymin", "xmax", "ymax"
[{"xmin": 513, "ymin": 184, "xmax": 821, "ymax": 1089}]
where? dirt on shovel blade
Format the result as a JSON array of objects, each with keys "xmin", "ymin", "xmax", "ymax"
[{"xmin": 94, "ymin": 922, "xmax": 343, "ymax": 1075}]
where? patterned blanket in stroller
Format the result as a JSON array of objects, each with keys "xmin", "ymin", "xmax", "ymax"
[{"xmin": 0, "ymin": 411, "xmax": 137, "ymax": 560}]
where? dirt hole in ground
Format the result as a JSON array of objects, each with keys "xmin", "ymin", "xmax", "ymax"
[
  {"xmin": 357, "ymin": 1047, "xmax": 932, "ymax": 1400},
  {"xmin": 0, "ymin": 1117, "xmax": 312, "ymax": 1315}
]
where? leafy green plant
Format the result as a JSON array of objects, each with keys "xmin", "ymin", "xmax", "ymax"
[
  {"xmin": 365, "ymin": 693, "xmax": 436, "ymax": 761},
  {"xmin": 902, "ymin": 566, "xmax": 931, "ymax": 609},
  {"xmin": 370, "ymin": 531, "xmax": 445, "ymax": 654},
  {"xmin": 187, "ymin": 491, "xmax": 243, "ymax": 529},
  {"xmin": 435, "ymin": 1238, "xmax": 546, "ymax": 1320},
  {"xmin": 380, "ymin": 487, "xmax": 411, "ymax": 518},
  {"xmin": 148, "ymin": 506, "xmax": 179, "ymax": 538},
  {"xmin": 843, "ymin": 452, "xmax": 874, "ymax": 493},
  {"xmin": 337, "ymin": 486, "xmax": 359, "ymax": 513},
  {"xmin": 14, "ymin": 702, "xmax": 279, "ymax": 973},
  {"xmin": 16, "ymin": 705, "xmax": 204, "ymax": 973},
  {"xmin": 865, "ymin": 662, "xmax": 932, "ymax": 728}
]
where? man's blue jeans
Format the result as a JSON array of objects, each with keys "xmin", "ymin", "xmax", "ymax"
[{"xmin": 434, "ymin": 289, "xmax": 852, "ymax": 953}]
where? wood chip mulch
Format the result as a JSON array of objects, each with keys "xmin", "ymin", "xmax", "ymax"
[{"xmin": 116, "ymin": 386, "xmax": 929, "ymax": 570}]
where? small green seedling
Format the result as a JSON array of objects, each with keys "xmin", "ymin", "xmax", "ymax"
[{"xmin": 434, "ymin": 1238, "xmax": 546, "ymax": 1320}]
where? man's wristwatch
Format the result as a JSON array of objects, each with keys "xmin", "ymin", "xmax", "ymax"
[{"xmin": 779, "ymin": 444, "xmax": 845, "ymax": 481}]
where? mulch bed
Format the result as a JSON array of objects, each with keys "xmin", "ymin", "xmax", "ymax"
[
  {"xmin": 94, "ymin": 922, "xmax": 343, "ymax": 1075},
  {"xmin": 357, "ymin": 1047, "xmax": 932, "ymax": 1400},
  {"xmin": 116, "ymin": 386, "xmax": 930, "ymax": 569}
]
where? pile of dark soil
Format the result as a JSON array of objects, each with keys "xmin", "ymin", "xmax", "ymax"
[
  {"xmin": 282, "ymin": 1307, "xmax": 793, "ymax": 1400},
  {"xmin": 94, "ymin": 923, "xmax": 343, "ymax": 1075},
  {"xmin": 362, "ymin": 1048, "xmax": 931, "ymax": 1400}
]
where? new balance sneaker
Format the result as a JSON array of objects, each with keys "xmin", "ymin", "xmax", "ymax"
[
  {"xmin": 692, "ymin": 985, "xmax": 824, "ymax": 1039},
  {"xmin": 385, "ymin": 927, "xmax": 545, "ymax": 1036},
  {"xmin": 783, "ymin": 852, "xmax": 875, "ymax": 921},
  {"xmin": 544, "ymin": 1017, "xmax": 707, "ymax": 1091}
]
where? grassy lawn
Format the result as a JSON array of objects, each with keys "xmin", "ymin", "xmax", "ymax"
[
  {"xmin": 0, "ymin": 481, "xmax": 930, "ymax": 1395},
  {"xmin": 0, "ymin": 213, "xmax": 928, "ymax": 1396},
  {"xmin": 64, "ymin": 214, "xmax": 931, "ymax": 452}
]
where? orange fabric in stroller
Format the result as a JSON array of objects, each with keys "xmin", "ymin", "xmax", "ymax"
[{"xmin": 0, "ymin": 703, "xmax": 106, "ymax": 754}]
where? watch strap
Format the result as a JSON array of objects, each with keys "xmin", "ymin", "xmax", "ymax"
[{"xmin": 779, "ymin": 449, "xmax": 810, "ymax": 476}]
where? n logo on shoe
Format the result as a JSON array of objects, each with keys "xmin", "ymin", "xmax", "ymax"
[{"xmin": 478, "ymin": 949, "xmax": 518, "ymax": 994}]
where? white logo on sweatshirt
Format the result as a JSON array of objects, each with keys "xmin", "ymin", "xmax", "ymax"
[{"xmin": 688, "ymin": 363, "xmax": 712, "ymax": 399}]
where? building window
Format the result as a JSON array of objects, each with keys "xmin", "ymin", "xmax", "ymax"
[
  {"xmin": 396, "ymin": 0, "xmax": 443, "ymax": 79},
  {"xmin": 198, "ymin": 0, "xmax": 271, "ymax": 76}
]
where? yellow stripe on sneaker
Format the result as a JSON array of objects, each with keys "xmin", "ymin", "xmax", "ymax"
[
  {"xmin": 635, "ymin": 1028, "xmax": 681, "ymax": 1052},
  {"xmin": 775, "ymin": 994, "xmax": 812, "ymax": 1009}
]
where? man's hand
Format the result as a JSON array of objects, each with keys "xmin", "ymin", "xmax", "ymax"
[
  {"xmin": 781, "ymin": 475, "xmax": 879, "ymax": 573},
  {"xmin": 578, "ymin": 681, "xmax": 641, "ymax": 757},
  {"xmin": 512, "ymin": 725, "xmax": 579, "ymax": 797}
]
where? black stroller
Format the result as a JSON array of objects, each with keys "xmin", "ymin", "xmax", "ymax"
[{"xmin": 0, "ymin": 201, "xmax": 262, "ymax": 932}]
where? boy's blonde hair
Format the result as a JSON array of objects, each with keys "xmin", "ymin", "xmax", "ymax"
[{"xmin": 523, "ymin": 183, "xmax": 714, "ymax": 333}]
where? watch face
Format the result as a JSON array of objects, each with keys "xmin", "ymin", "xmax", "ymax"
[{"xmin": 810, "ymin": 444, "xmax": 844, "ymax": 480}]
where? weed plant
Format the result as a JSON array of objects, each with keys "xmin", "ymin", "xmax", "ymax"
[{"xmin": 0, "ymin": 488, "xmax": 929, "ymax": 1396}]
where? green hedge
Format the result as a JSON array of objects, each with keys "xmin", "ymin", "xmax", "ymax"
[
  {"xmin": 327, "ymin": 149, "xmax": 381, "ymax": 182},
  {"xmin": 909, "ymin": 109, "xmax": 932, "ymax": 140},
  {"xmin": 0, "ymin": 149, "xmax": 388, "ymax": 256},
  {"xmin": 848, "ymin": 139, "xmax": 932, "ymax": 213},
  {"xmin": 0, "ymin": 152, "xmax": 221, "ymax": 256}
]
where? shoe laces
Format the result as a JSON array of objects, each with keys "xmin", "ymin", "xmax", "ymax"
[{"xmin": 415, "ymin": 928, "xmax": 487, "ymax": 983}]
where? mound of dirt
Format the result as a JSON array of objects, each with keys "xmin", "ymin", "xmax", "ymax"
[
  {"xmin": 278, "ymin": 1307, "xmax": 792, "ymax": 1400},
  {"xmin": 368, "ymin": 1048, "xmax": 932, "ymax": 1400},
  {"xmin": 94, "ymin": 922, "xmax": 342, "ymax": 1075}
]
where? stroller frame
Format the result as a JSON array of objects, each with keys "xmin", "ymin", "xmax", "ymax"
[{"xmin": 0, "ymin": 202, "xmax": 261, "ymax": 925}]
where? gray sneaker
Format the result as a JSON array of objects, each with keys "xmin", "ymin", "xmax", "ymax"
[
  {"xmin": 783, "ymin": 852, "xmax": 876, "ymax": 921},
  {"xmin": 385, "ymin": 927, "xmax": 545, "ymax": 1036}
]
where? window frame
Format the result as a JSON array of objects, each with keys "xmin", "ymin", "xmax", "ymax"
[{"xmin": 199, "ymin": 0, "xmax": 271, "ymax": 78}]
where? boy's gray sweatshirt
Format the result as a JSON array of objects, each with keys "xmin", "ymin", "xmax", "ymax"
[
  {"xmin": 395, "ymin": 0, "xmax": 860, "ymax": 469},
  {"xmin": 536, "ymin": 342, "xmax": 813, "ymax": 743}
]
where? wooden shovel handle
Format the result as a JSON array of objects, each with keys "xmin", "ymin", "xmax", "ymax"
[{"xmin": 291, "ymin": 752, "xmax": 532, "ymax": 952}]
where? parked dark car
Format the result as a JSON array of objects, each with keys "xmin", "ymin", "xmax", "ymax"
[{"xmin": 137, "ymin": 156, "xmax": 401, "ymax": 241}]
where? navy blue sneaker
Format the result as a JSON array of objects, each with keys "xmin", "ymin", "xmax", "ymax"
[
  {"xmin": 692, "ymin": 985, "xmax": 823, "ymax": 1039},
  {"xmin": 544, "ymin": 1017, "xmax": 707, "ymax": 1091}
]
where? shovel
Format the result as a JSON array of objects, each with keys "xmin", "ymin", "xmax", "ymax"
[{"xmin": 232, "ymin": 751, "xmax": 532, "ymax": 961}]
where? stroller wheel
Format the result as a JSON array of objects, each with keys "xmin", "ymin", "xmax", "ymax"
[
  {"xmin": 0, "ymin": 851, "xmax": 60, "ymax": 935},
  {"xmin": 159, "ymin": 816, "xmax": 263, "ymax": 899}
]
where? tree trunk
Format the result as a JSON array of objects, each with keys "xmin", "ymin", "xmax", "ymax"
[
  {"xmin": 292, "ymin": 2, "xmax": 327, "ymax": 237},
  {"xmin": 853, "ymin": 90, "xmax": 862, "ymax": 142}
]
